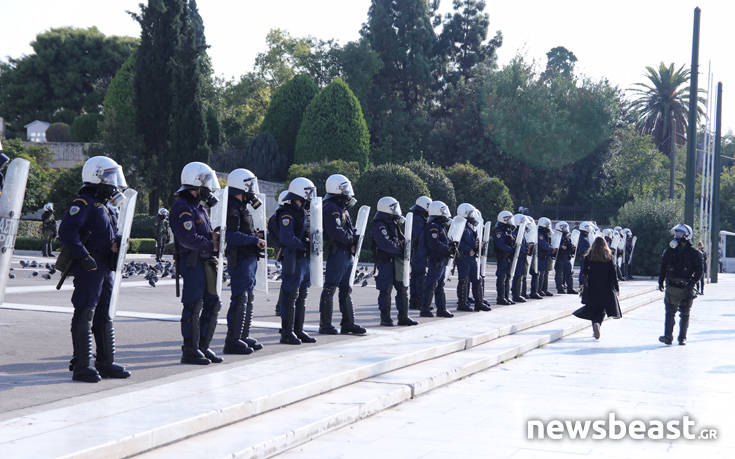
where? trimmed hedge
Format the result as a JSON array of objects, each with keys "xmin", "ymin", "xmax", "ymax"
[
  {"xmin": 131, "ymin": 214, "xmax": 158, "ymax": 239},
  {"xmin": 294, "ymin": 78, "xmax": 370, "ymax": 171},
  {"xmin": 617, "ymin": 196, "xmax": 683, "ymax": 276},
  {"xmin": 404, "ymin": 159, "xmax": 457, "ymax": 210},
  {"xmin": 14, "ymin": 237, "xmax": 62, "ymax": 251},
  {"xmin": 444, "ymin": 163, "xmax": 490, "ymax": 205},
  {"xmin": 45, "ymin": 122, "xmax": 72, "ymax": 142},
  {"xmin": 287, "ymin": 159, "xmax": 361, "ymax": 196},
  {"xmin": 355, "ymin": 164, "xmax": 429, "ymax": 223},
  {"xmin": 472, "ymin": 177, "xmax": 514, "ymax": 226}
]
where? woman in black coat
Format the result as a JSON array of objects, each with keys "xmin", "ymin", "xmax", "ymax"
[{"xmin": 574, "ymin": 237, "xmax": 621, "ymax": 339}]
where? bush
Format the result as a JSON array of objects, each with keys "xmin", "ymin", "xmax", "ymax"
[
  {"xmin": 71, "ymin": 113, "xmax": 101, "ymax": 142},
  {"xmin": 261, "ymin": 73, "xmax": 319, "ymax": 163},
  {"xmin": 617, "ymin": 196, "xmax": 683, "ymax": 276},
  {"xmin": 294, "ymin": 78, "xmax": 370, "ymax": 171},
  {"xmin": 404, "ymin": 159, "xmax": 456, "ymax": 210},
  {"xmin": 128, "ymin": 238, "xmax": 157, "ymax": 254},
  {"xmin": 48, "ymin": 164, "xmax": 84, "ymax": 217},
  {"xmin": 473, "ymin": 177, "xmax": 514, "ymax": 226},
  {"xmin": 45, "ymin": 122, "xmax": 73, "ymax": 142},
  {"xmin": 444, "ymin": 163, "xmax": 490, "ymax": 205},
  {"xmin": 287, "ymin": 159, "xmax": 361, "ymax": 196},
  {"xmin": 243, "ymin": 132, "xmax": 289, "ymax": 181},
  {"xmin": 355, "ymin": 164, "xmax": 429, "ymax": 224},
  {"xmin": 18, "ymin": 220, "xmax": 43, "ymax": 238},
  {"xmin": 14, "ymin": 237, "xmax": 62, "ymax": 251},
  {"xmin": 131, "ymin": 214, "xmax": 158, "ymax": 239}
]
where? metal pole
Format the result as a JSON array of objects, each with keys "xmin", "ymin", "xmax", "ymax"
[
  {"xmin": 685, "ymin": 7, "xmax": 701, "ymax": 226},
  {"xmin": 711, "ymin": 82, "xmax": 722, "ymax": 283},
  {"xmin": 698, "ymin": 67, "xmax": 710, "ymax": 242}
]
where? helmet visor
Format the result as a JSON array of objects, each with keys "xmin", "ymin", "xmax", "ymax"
[
  {"xmin": 199, "ymin": 169, "xmax": 221, "ymax": 191},
  {"xmin": 338, "ymin": 181, "xmax": 354, "ymax": 197},
  {"xmin": 390, "ymin": 201, "xmax": 402, "ymax": 216},
  {"xmin": 101, "ymin": 165, "xmax": 127, "ymax": 189}
]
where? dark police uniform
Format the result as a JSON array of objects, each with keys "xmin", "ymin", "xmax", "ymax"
[
  {"xmin": 555, "ymin": 231, "xmax": 576, "ymax": 294},
  {"xmin": 536, "ymin": 226, "xmax": 554, "ymax": 296},
  {"xmin": 276, "ymin": 202, "xmax": 312, "ymax": 343},
  {"xmin": 576, "ymin": 231, "xmax": 590, "ymax": 283},
  {"xmin": 493, "ymin": 222, "xmax": 515, "ymax": 304},
  {"xmin": 420, "ymin": 217, "xmax": 453, "ymax": 318},
  {"xmin": 372, "ymin": 211, "xmax": 415, "ymax": 325},
  {"xmin": 625, "ymin": 234, "xmax": 634, "ymax": 279},
  {"xmin": 224, "ymin": 194, "xmax": 262, "ymax": 353},
  {"xmin": 511, "ymin": 228, "xmax": 529, "ymax": 301},
  {"xmin": 41, "ymin": 208, "xmax": 56, "ymax": 257},
  {"xmin": 658, "ymin": 241, "xmax": 702, "ymax": 344},
  {"xmin": 59, "ymin": 189, "xmax": 130, "ymax": 381},
  {"xmin": 171, "ymin": 192, "xmax": 221, "ymax": 363},
  {"xmin": 456, "ymin": 224, "xmax": 488, "ymax": 311},
  {"xmin": 408, "ymin": 205, "xmax": 429, "ymax": 310},
  {"xmin": 155, "ymin": 213, "xmax": 171, "ymax": 262},
  {"xmin": 319, "ymin": 196, "xmax": 364, "ymax": 334}
]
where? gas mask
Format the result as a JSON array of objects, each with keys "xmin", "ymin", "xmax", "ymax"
[
  {"xmin": 345, "ymin": 196, "xmax": 357, "ymax": 208},
  {"xmin": 246, "ymin": 192, "xmax": 263, "ymax": 210},
  {"xmin": 109, "ymin": 189, "xmax": 125, "ymax": 207},
  {"xmin": 200, "ymin": 187, "xmax": 218, "ymax": 207},
  {"xmin": 669, "ymin": 239, "xmax": 679, "ymax": 249}
]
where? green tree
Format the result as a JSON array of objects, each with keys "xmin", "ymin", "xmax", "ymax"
[
  {"xmin": 71, "ymin": 113, "xmax": 101, "ymax": 142},
  {"xmin": 294, "ymin": 78, "xmax": 370, "ymax": 170},
  {"xmin": 404, "ymin": 159, "xmax": 456, "ymax": 209},
  {"xmin": 254, "ymin": 29, "xmax": 315, "ymax": 88},
  {"xmin": 719, "ymin": 164, "xmax": 735, "ymax": 242},
  {"xmin": 48, "ymin": 164, "xmax": 85, "ymax": 217},
  {"xmin": 216, "ymin": 73, "xmax": 271, "ymax": 149},
  {"xmin": 45, "ymin": 122, "xmax": 72, "ymax": 142},
  {"xmin": 542, "ymin": 46, "xmax": 578, "ymax": 80},
  {"xmin": 1, "ymin": 138, "xmax": 55, "ymax": 212},
  {"xmin": 629, "ymin": 63, "xmax": 704, "ymax": 198},
  {"xmin": 473, "ymin": 177, "xmax": 514, "ymax": 226},
  {"xmin": 0, "ymin": 27, "xmax": 137, "ymax": 131},
  {"xmin": 261, "ymin": 74, "xmax": 319, "ymax": 163},
  {"xmin": 444, "ymin": 162, "xmax": 490, "ymax": 204},
  {"xmin": 243, "ymin": 132, "xmax": 289, "ymax": 181},
  {"xmin": 355, "ymin": 164, "xmax": 429, "ymax": 221}
]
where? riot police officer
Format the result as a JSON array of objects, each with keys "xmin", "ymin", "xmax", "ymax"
[
  {"xmin": 41, "ymin": 202, "xmax": 56, "ymax": 257},
  {"xmin": 420, "ymin": 201, "xmax": 454, "ymax": 318},
  {"xmin": 155, "ymin": 208, "xmax": 171, "ymax": 262},
  {"xmin": 409, "ymin": 196, "xmax": 431, "ymax": 310},
  {"xmin": 271, "ymin": 190, "xmax": 289, "ymax": 317},
  {"xmin": 372, "ymin": 196, "xmax": 419, "ymax": 326},
  {"xmin": 602, "ymin": 228, "xmax": 613, "ymax": 249},
  {"xmin": 171, "ymin": 162, "xmax": 223, "ymax": 365},
  {"xmin": 554, "ymin": 221, "xmax": 577, "ymax": 294},
  {"xmin": 277, "ymin": 177, "xmax": 317, "ymax": 345},
  {"xmin": 58, "ymin": 156, "xmax": 131, "ymax": 382},
  {"xmin": 576, "ymin": 221, "xmax": 592, "ymax": 283},
  {"xmin": 319, "ymin": 174, "xmax": 366, "ymax": 335},
  {"xmin": 223, "ymin": 168, "xmax": 266, "ymax": 355},
  {"xmin": 493, "ymin": 210, "xmax": 516, "ymax": 305},
  {"xmin": 613, "ymin": 226, "xmax": 625, "ymax": 281},
  {"xmin": 658, "ymin": 224, "xmax": 702, "ymax": 345},
  {"xmin": 525, "ymin": 216, "xmax": 543, "ymax": 300},
  {"xmin": 536, "ymin": 217, "xmax": 554, "ymax": 297},
  {"xmin": 456, "ymin": 203, "xmax": 491, "ymax": 312},
  {"xmin": 624, "ymin": 228, "xmax": 634, "ymax": 280},
  {"xmin": 511, "ymin": 214, "xmax": 529, "ymax": 303}
]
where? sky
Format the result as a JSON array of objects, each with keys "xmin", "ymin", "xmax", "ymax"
[{"xmin": 0, "ymin": 0, "xmax": 733, "ymax": 133}]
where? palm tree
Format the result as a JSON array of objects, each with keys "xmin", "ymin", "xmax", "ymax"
[{"xmin": 629, "ymin": 63, "xmax": 703, "ymax": 199}]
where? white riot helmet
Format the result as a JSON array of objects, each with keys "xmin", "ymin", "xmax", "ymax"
[
  {"xmin": 579, "ymin": 221, "xmax": 592, "ymax": 233},
  {"xmin": 671, "ymin": 223, "xmax": 693, "ymax": 241},
  {"xmin": 497, "ymin": 210, "xmax": 514, "ymax": 226},
  {"xmin": 428, "ymin": 200, "xmax": 451, "ymax": 219},
  {"xmin": 513, "ymin": 213, "xmax": 526, "ymax": 227},
  {"xmin": 624, "ymin": 228, "xmax": 632, "ymax": 236},
  {"xmin": 179, "ymin": 161, "xmax": 220, "ymax": 206},
  {"xmin": 44, "ymin": 202, "xmax": 54, "ymax": 212},
  {"xmin": 538, "ymin": 217, "xmax": 551, "ymax": 229},
  {"xmin": 277, "ymin": 190, "xmax": 289, "ymax": 205},
  {"xmin": 614, "ymin": 226, "xmax": 622, "ymax": 233},
  {"xmin": 602, "ymin": 228, "xmax": 613, "ymax": 238},
  {"xmin": 377, "ymin": 196, "xmax": 404, "ymax": 222},
  {"xmin": 227, "ymin": 168, "xmax": 262, "ymax": 209},
  {"xmin": 286, "ymin": 177, "xmax": 316, "ymax": 203},
  {"xmin": 82, "ymin": 156, "xmax": 127, "ymax": 206},
  {"xmin": 457, "ymin": 203, "xmax": 477, "ymax": 225},
  {"xmin": 525, "ymin": 216, "xmax": 535, "ymax": 226},
  {"xmin": 415, "ymin": 195, "xmax": 432, "ymax": 211},
  {"xmin": 158, "ymin": 208, "xmax": 169, "ymax": 217},
  {"xmin": 555, "ymin": 221, "xmax": 570, "ymax": 233},
  {"xmin": 325, "ymin": 174, "xmax": 357, "ymax": 208}
]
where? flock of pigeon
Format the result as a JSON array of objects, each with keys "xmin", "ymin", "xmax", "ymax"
[{"xmin": 9, "ymin": 257, "xmax": 380, "ymax": 288}]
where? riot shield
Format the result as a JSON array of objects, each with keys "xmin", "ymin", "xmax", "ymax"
[
  {"xmin": 402, "ymin": 212, "xmax": 413, "ymax": 287},
  {"xmin": 446, "ymin": 215, "xmax": 467, "ymax": 279},
  {"xmin": 628, "ymin": 236, "xmax": 638, "ymax": 266},
  {"xmin": 611, "ymin": 231, "xmax": 622, "ymax": 267},
  {"xmin": 475, "ymin": 217, "xmax": 484, "ymax": 280},
  {"xmin": 480, "ymin": 221, "xmax": 492, "ymax": 277},
  {"xmin": 251, "ymin": 192, "xmax": 268, "ymax": 295},
  {"xmin": 208, "ymin": 187, "xmax": 228, "ymax": 298},
  {"xmin": 108, "ymin": 188, "xmax": 138, "ymax": 318},
  {"xmin": 549, "ymin": 230, "xmax": 562, "ymax": 271},
  {"xmin": 309, "ymin": 196, "xmax": 324, "ymax": 288},
  {"xmin": 526, "ymin": 223, "xmax": 538, "ymax": 277},
  {"xmin": 509, "ymin": 220, "xmax": 527, "ymax": 277},
  {"xmin": 0, "ymin": 158, "xmax": 30, "ymax": 305},
  {"xmin": 588, "ymin": 230, "xmax": 596, "ymax": 247},
  {"xmin": 348, "ymin": 205, "xmax": 370, "ymax": 286},
  {"xmin": 619, "ymin": 233, "xmax": 627, "ymax": 269}
]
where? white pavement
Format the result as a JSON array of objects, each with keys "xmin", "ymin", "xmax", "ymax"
[{"xmin": 281, "ymin": 275, "xmax": 735, "ymax": 459}]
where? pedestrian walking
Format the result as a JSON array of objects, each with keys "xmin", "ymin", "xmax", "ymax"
[{"xmin": 573, "ymin": 237, "xmax": 621, "ymax": 339}]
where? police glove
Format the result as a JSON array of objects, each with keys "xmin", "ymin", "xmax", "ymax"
[
  {"xmin": 658, "ymin": 281, "xmax": 664, "ymax": 292},
  {"xmin": 80, "ymin": 255, "xmax": 97, "ymax": 271}
]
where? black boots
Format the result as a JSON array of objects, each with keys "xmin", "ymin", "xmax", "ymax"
[
  {"xmin": 434, "ymin": 285, "xmax": 454, "ymax": 318},
  {"xmin": 181, "ymin": 301, "xmax": 211, "ymax": 365},
  {"xmin": 678, "ymin": 306, "xmax": 690, "ymax": 345},
  {"xmin": 660, "ymin": 303, "xmax": 676, "ymax": 345},
  {"xmin": 295, "ymin": 287, "xmax": 316, "ymax": 343},
  {"xmin": 420, "ymin": 282, "xmax": 436, "ymax": 317},
  {"xmin": 511, "ymin": 276, "xmax": 526, "ymax": 303},
  {"xmin": 456, "ymin": 279, "xmax": 473, "ymax": 312},
  {"xmin": 70, "ymin": 315, "xmax": 101, "ymax": 383},
  {"xmin": 530, "ymin": 275, "xmax": 543, "ymax": 299},
  {"xmin": 396, "ymin": 286, "xmax": 418, "ymax": 325},
  {"xmin": 319, "ymin": 286, "xmax": 339, "ymax": 334},
  {"xmin": 473, "ymin": 281, "xmax": 491, "ymax": 311},
  {"xmin": 241, "ymin": 291, "xmax": 262, "ymax": 350},
  {"xmin": 93, "ymin": 320, "xmax": 131, "ymax": 379},
  {"xmin": 224, "ymin": 293, "xmax": 253, "ymax": 355},
  {"xmin": 339, "ymin": 288, "xmax": 366, "ymax": 335},
  {"xmin": 275, "ymin": 289, "xmax": 282, "ymax": 316},
  {"xmin": 280, "ymin": 289, "xmax": 302, "ymax": 345},
  {"xmin": 199, "ymin": 301, "xmax": 222, "ymax": 363},
  {"xmin": 379, "ymin": 289, "xmax": 395, "ymax": 326}
]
